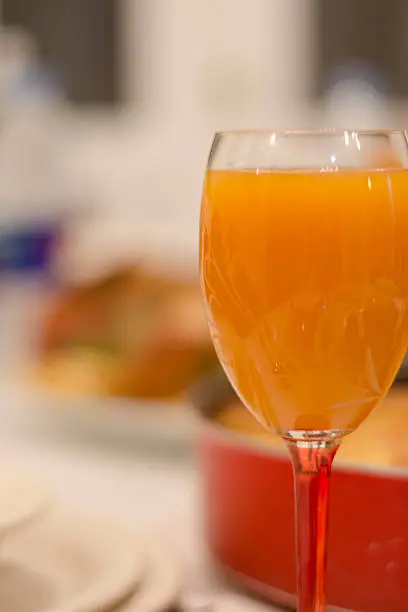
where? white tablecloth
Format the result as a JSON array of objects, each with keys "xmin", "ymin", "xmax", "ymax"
[{"xmin": 0, "ymin": 389, "xmax": 276, "ymax": 612}]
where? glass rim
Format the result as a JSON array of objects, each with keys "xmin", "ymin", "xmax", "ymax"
[{"xmin": 214, "ymin": 128, "xmax": 408, "ymax": 137}]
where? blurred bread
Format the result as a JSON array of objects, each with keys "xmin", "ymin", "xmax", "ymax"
[
  {"xmin": 218, "ymin": 390, "xmax": 408, "ymax": 468},
  {"xmin": 34, "ymin": 266, "xmax": 218, "ymax": 401}
]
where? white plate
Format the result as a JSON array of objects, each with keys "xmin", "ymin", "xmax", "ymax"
[
  {"xmin": 118, "ymin": 535, "xmax": 182, "ymax": 612},
  {"xmin": 11, "ymin": 380, "xmax": 196, "ymax": 450},
  {"xmin": 0, "ymin": 509, "xmax": 145, "ymax": 612},
  {"xmin": 0, "ymin": 466, "xmax": 49, "ymax": 537}
]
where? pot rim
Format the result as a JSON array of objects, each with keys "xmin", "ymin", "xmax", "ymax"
[{"xmin": 194, "ymin": 375, "xmax": 408, "ymax": 480}]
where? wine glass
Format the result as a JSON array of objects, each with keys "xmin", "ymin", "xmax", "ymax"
[{"xmin": 199, "ymin": 130, "xmax": 408, "ymax": 611}]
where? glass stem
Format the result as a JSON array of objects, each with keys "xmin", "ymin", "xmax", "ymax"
[{"xmin": 288, "ymin": 439, "xmax": 340, "ymax": 612}]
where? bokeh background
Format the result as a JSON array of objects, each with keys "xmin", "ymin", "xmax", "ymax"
[
  {"xmin": 1, "ymin": 0, "xmax": 405, "ymax": 267},
  {"xmin": 1, "ymin": 0, "xmax": 406, "ymax": 393},
  {"xmin": 0, "ymin": 2, "xmax": 407, "ymax": 611}
]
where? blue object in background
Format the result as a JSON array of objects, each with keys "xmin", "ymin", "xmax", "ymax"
[{"xmin": 0, "ymin": 223, "xmax": 61, "ymax": 275}]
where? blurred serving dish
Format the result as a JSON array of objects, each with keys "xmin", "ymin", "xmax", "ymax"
[{"xmin": 194, "ymin": 374, "xmax": 408, "ymax": 612}]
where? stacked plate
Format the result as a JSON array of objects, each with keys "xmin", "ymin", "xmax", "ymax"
[{"xmin": 0, "ymin": 468, "xmax": 181, "ymax": 612}]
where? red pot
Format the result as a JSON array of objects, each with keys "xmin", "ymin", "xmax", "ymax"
[{"xmin": 195, "ymin": 376, "xmax": 408, "ymax": 612}]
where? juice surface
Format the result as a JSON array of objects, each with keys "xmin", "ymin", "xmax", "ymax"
[{"xmin": 200, "ymin": 169, "xmax": 408, "ymax": 434}]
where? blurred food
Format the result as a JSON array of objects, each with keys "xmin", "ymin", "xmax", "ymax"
[
  {"xmin": 217, "ymin": 389, "xmax": 408, "ymax": 467},
  {"xmin": 33, "ymin": 266, "xmax": 218, "ymax": 401}
]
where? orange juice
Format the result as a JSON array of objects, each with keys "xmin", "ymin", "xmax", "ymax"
[{"xmin": 200, "ymin": 169, "xmax": 408, "ymax": 435}]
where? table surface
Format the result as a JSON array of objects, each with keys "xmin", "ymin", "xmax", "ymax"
[{"xmin": 0, "ymin": 385, "xmax": 277, "ymax": 612}]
